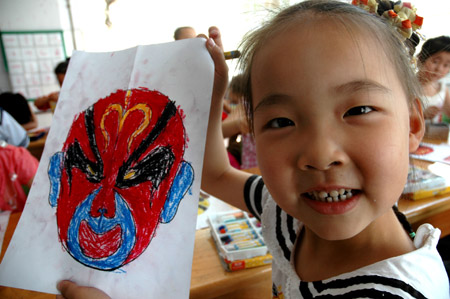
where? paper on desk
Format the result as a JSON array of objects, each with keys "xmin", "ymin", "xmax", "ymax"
[
  {"xmin": 0, "ymin": 38, "xmax": 213, "ymax": 299},
  {"xmin": 411, "ymin": 142, "xmax": 450, "ymax": 165}
]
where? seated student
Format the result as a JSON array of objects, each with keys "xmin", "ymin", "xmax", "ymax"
[
  {"xmin": 0, "ymin": 140, "xmax": 38, "ymax": 212},
  {"xmin": 222, "ymin": 74, "xmax": 257, "ymax": 169},
  {"xmin": 34, "ymin": 58, "xmax": 70, "ymax": 111},
  {"xmin": 417, "ymin": 36, "xmax": 450, "ymax": 123},
  {"xmin": 0, "ymin": 107, "xmax": 29, "ymax": 147},
  {"xmin": 0, "ymin": 92, "xmax": 38, "ymax": 131},
  {"xmin": 173, "ymin": 26, "xmax": 197, "ymax": 40}
]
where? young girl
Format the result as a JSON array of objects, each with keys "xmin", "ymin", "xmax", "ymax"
[
  {"xmin": 58, "ymin": 1, "xmax": 449, "ymax": 298},
  {"xmin": 417, "ymin": 35, "xmax": 450, "ymax": 123},
  {"xmin": 203, "ymin": 0, "xmax": 448, "ymax": 297}
]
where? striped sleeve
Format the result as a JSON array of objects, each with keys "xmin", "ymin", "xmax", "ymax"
[{"xmin": 243, "ymin": 175, "xmax": 265, "ymax": 221}]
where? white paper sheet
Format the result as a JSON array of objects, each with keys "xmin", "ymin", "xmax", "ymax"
[
  {"xmin": 411, "ymin": 142, "xmax": 450, "ymax": 165},
  {"xmin": 0, "ymin": 211, "xmax": 11, "ymax": 250},
  {"xmin": 0, "ymin": 38, "xmax": 213, "ymax": 298}
]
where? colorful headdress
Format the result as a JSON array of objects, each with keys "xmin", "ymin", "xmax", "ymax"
[{"xmin": 352, "ymin": 0, "xmax": 423, "ymax": 40}]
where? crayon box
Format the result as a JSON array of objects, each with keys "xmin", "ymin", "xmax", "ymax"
[{"xmin": 208, "ymin": 211, "xmax": 272, "ymax": 271}]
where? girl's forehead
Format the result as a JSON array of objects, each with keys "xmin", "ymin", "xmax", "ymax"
[
  {"xmin": 249, "ymin": 18, "xmax": 408, "ymax": 106},
  {"xmin": 251, "ymin": 18, "xmax": 385, "ymax": 76},
  {"xmin": 431, "ymin": 51, "xmax": 450, "ymax": 61},
  {"xmin": 252, "ymin": 16, "xmax": 382, "ymax": 64}
]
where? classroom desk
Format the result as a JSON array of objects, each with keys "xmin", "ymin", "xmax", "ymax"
[
  {"xmin": 398, "ymin": 140, "xmax": 450, "ymax": 238},
  {"xmin": 27, "ymin": 133, "xmax": 48, "ymax": 160},
  {"xmin": 399, "ymin": 190, "xmax": 450, "ymax": 238},
  {"xmin": 190, "ymin": 228, "xmax": 272, "ymax": 299}
]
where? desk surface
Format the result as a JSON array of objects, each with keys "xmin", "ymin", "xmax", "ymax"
[
  {"xmin": 190, "ymin": 228, "xmax": 271, "ymax": 299},
  {"xmin": 398, "ymin": 157, "xmax": 450, "ymax": 238},
  {"xmin": 27, "ymin": 132, "xmax": 47, "ymax": 160}
]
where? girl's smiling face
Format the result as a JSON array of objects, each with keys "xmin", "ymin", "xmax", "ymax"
[{"xmin": 251, "ymin": 19, "xmax": 423, "ymax": 241}]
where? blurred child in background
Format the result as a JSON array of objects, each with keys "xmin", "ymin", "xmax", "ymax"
[
  {"xmin": 0, "ymin": 92, "xmax": 37, "ymax": 131},
  {"xmin": 417, "ymin": 36, "xmax": 450, "ymax": 123},
  {"xmin": 222, "ymin": 74, "xmax": 257, "ymax": 169},
  {"xmin": 34, "ymin": 58, "xmax": 70, "ymax": 111}
]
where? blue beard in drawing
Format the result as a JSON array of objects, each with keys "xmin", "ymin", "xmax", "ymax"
[{"xmin": 67, "ymin": 188, "xmax": 136, "ymax": 269}]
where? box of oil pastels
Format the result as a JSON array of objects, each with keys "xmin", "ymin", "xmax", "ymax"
[{"xmin": 208, "ymin": 210, "xmax": 272, "ymax": 271}]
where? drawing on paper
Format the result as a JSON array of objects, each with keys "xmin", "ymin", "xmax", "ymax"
[{"xmin": 47, "ymin": 88, "xmax": 193, "ymax": 271}]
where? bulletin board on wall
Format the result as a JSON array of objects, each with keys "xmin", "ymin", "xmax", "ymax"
[{"xmin": 0, "ymin": 30, "xmax": 67, "ymax": 99}]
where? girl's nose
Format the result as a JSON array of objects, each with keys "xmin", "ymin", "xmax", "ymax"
[{"xmin": 296, "ymin": 129, "xmax": 348, "ymax": 171}]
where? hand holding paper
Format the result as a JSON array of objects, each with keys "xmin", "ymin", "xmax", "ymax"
[{"xmin": 56, "ymin": 280, "xmax": 111, "ymax": 299}]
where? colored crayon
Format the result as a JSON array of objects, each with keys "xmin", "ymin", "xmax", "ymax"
[{"xmin": 224, "ymin": 50, "xmax": 241, "ymax": 60}]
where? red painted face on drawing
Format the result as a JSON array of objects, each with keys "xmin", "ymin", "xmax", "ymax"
[{"xmin": 49, "ymin": 88, "xmax": 187, "ymax": 270}]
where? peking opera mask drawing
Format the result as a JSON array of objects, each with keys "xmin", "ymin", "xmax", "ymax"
[{"xmin": 47, "ymin": 88, "xmax": 193, "ymax": 271}]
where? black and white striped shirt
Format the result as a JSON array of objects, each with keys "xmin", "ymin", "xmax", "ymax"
[{"xmin": 244, "ymin": 175, "xmax": 449, "ymax": 299}]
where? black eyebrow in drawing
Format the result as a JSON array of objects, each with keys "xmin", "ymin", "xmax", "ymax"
[
  {"xmin": 117, "ymin": 101, "xmax": 177, "ymax": 188},
  {"xmin": 64, "ymin": 106, "xmax": 104, "ymax": 185}
]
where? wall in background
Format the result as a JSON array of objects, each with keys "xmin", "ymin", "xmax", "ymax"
[
  {"xmin": 0, "ymin": 0, "xmax": 449, "ymax": 94},
  {"xmin": 0, "ymin": 0, "xmax": 74, "ymax": 93}
]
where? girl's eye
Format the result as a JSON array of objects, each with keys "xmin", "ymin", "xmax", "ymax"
[
  {"xmin": 267, "ymin": 117, "xmax": 294, "ymax": 128},
  {"xmin": 344, "ymin": 106, "xmax": 374, "ymax": 117}
]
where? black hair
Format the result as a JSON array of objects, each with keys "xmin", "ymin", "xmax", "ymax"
[
  {"xmin": 0, "ymin": 92, "xmax": 33, "ymax": 125},
  {"xmin": 54, "ymin": 58, "xmax": 70, "ymax": 75},
  {"xmin": 228, "ymin": 74, "xmax": 245, "ymax": 96},
  {"xmin": 418, "ymin": 36, "xmax": 450, "ymax": 64},
  {"xmin": 393, "ymin": 205, "xmax": 415, "ymax": 239}
]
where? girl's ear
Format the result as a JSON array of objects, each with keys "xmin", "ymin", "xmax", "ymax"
[{"xmin": 409, "ymin": 98, "xmax": 425, "ymax": 153}]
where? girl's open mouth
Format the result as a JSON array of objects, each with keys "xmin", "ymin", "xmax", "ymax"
[
  {"xmin": 304, "ymin": 189, "xmax": 360, "ymax": 202},
  {"xmin": 302, "ymin": 189, "xmax": 361, "ymax": 215}
]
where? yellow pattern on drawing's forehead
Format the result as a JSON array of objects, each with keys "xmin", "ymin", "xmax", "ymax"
[{"xmin": 100, "ymin": 90, "xmax": 152, "ymax": 151}]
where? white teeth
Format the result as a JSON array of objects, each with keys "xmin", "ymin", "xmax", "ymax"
[
  {"xmin": 319, "ymin": 191, "xmax": 328, "ymax": 199},
  {"xmin": 330, "ymin": 190, "xmax": 339, "ymax": 197},
  {"xmin": 307, "ymin": 189, "xmax": 354, "ymax": 202}
]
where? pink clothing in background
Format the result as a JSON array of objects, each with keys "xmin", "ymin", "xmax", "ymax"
[
  {"xmin": 0, "ymin": 144, "xmax": 38, "ymax": 212},
  {"xmin": 228, "ymin": 151, "xmax": 241, "ymax": 169},
  {"xmin": 241, "ymin": 133, "xmax": 257, "ymax": 170}
]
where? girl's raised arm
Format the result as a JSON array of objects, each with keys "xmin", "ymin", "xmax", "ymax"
[{"xmin": 201, "ymin": 27, "xmax": 252, "ymax": 212}]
